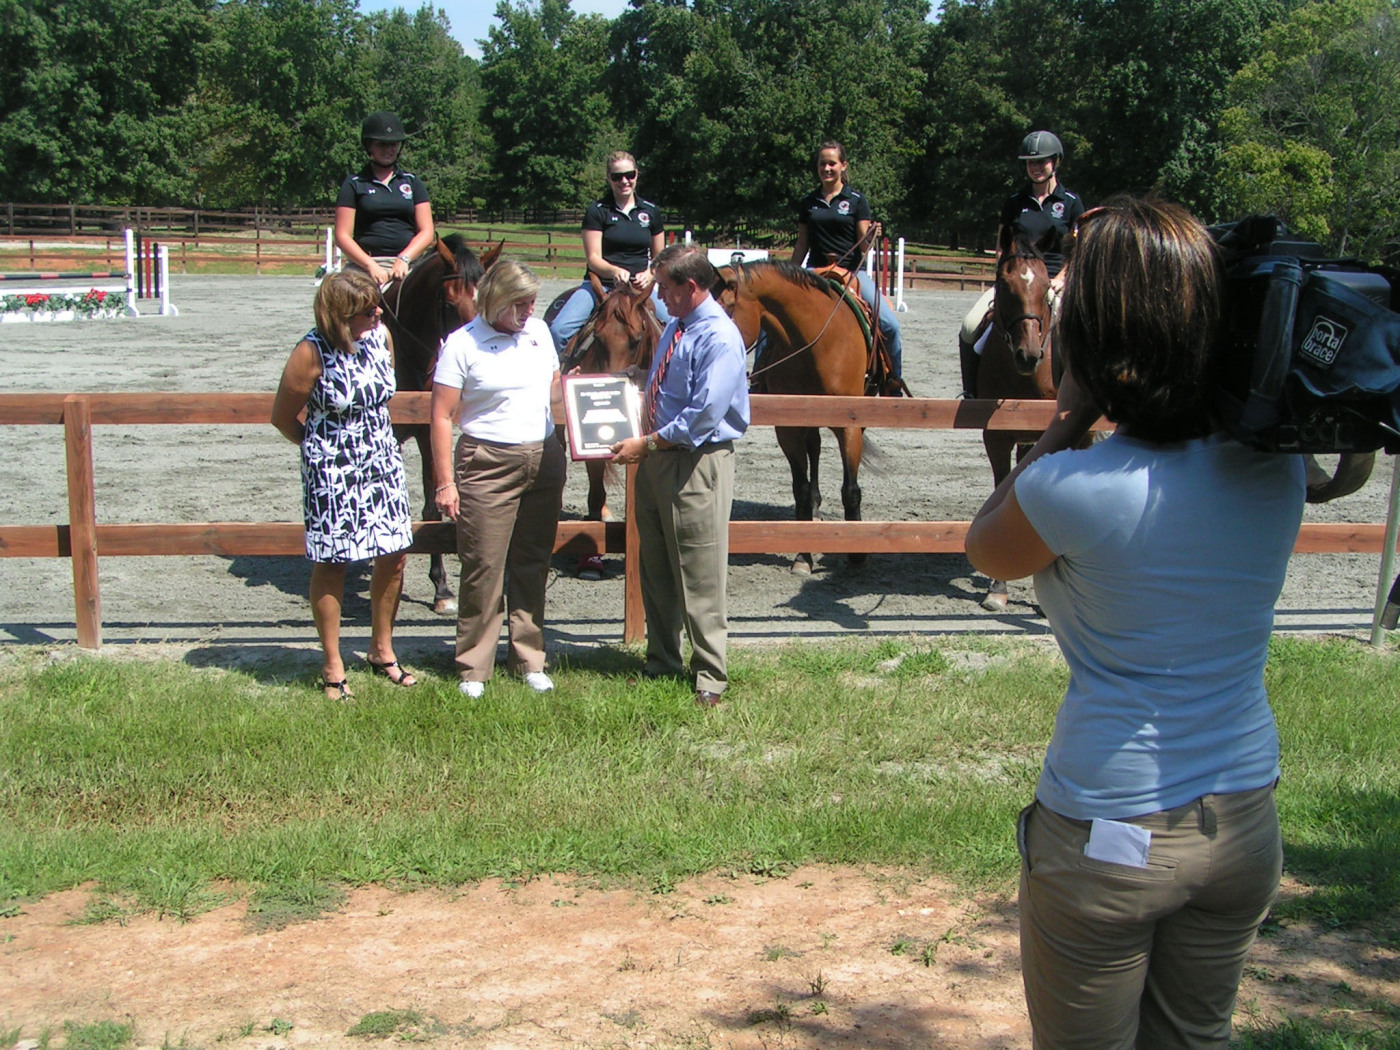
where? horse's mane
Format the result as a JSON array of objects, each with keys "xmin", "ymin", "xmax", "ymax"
[
  {"xmin": 731, "ymin": 259, "xmax": 841, "ymax": 298},
  {"xmin": 1005, "ymin": 231, "xmax": 1049, "ymax": 263},
  {"xmin": 441, "ymin": 233, "xmax": 484, "ymax": 284}
]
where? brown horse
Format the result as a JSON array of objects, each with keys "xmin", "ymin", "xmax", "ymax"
[
  {"xmin": 713, "ymin": 260, "xmax": 873, "ymax": 573},
  {"xmin": 379, "ymin": 234, "xmax": 501, "ymax": 613},
  {"xmin": 560, "ymin": 277, "xmax": 662, "ymax": 521},
  {"xmin": 975, "ymin": 227, "xmax": 1059, "ymax": 611}
]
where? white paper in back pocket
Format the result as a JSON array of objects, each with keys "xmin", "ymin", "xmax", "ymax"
[{"xmin": 1084, "ymin": 818, "xmax": 1152, "ymax": 867}]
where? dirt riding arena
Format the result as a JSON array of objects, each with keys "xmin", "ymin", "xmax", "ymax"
[
  {"xmin": 0, "ymin": 274, "xmax": 1394, "ymax": 657},
  {"xmin": 2, "ymin": 276, "xmax": 1398, "ymax": 1049}
]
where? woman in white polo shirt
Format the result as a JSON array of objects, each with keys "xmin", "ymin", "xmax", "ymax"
[{"xmin": 430, "ymin": 259, "xmax": 565, "ymax": 699}]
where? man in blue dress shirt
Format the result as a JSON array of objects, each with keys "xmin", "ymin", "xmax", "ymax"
[{"xmin": 611, "ymin": 245, "xmax": 750, "ymax": 706}]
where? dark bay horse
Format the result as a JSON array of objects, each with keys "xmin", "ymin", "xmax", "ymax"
[
  {"xmin": 714, "ymin": 260, "xmax": 875, "ymax": 573},
  {"xmin": 560, "ymin": 278, "xmax": 661, "ymax": 521},
  {"xmin": 380, "ymin": 234, "xmax": 502, "ymax": 613},
  {"xmin": 975, "ymin": 226, "xmax": 1060, "ymax": 610}
]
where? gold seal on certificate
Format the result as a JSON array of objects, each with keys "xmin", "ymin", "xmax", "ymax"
[{"xmin": 562, "ymin": 374, "xmax": 643, "ymax": 460}]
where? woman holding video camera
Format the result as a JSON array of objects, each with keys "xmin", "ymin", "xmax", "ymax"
[{"xmin": 966, "ymin": 195, "xmax": 1306, "ymax": 1049}]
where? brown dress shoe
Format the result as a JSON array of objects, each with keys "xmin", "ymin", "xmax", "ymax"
[{"xmin": 695, "ymin": 689, "xmax": 723, "ymax": 708}]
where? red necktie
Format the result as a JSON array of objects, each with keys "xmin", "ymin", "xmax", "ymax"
[{"xmin": 645, "ymin": 320, "xmax": 683, "ymax": 432}]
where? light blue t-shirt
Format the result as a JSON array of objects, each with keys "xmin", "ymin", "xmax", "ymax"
[{"xmin": 1015, "ymin": 431, "xmax": 1305, "ymax": 819}]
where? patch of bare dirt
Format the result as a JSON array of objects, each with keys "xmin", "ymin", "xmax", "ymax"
[{"xmin": 2, "ymin": 870, "xmax": 1395, "ymax": 1049}]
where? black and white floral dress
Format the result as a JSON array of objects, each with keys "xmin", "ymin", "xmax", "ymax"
[{"xmin": 300, "ymin": 326, "xmax": 413, "ymax": 563}]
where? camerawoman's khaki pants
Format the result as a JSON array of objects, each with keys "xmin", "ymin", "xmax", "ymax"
[
  {"xmin": 452, "ymin": 435, "xmax": 565, "ymax": 682},
  {"xmin": 1018, "ymin": 783, "xmax": 1281, "ymax": 1050}
]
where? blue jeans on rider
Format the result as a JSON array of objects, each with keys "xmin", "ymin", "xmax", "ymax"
[
  {"xmin": 549, "ymin": 281, "xmax": 671, "ymax": 356},
  {"xmin": 853, "ymin": 269, "xmax": 902, "ymax": 379}
]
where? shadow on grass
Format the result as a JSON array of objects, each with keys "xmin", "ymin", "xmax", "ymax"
[{"xmin": 1278, "ymin": 788, "xmax": 1400, "ymax": 931}]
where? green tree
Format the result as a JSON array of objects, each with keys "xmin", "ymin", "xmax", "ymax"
[
  {"xmin": 1066, "ymin": 0, "xmax": 1281, "ymax": 215},
  {"xmin": 478, "ymin": 0, "xmax": 613, "ymax": 210},
  {"xmin": 608, "ymin": 0, "xmax": 929, "ymax": 232},
  {"xmin": 194, "ymin": 0, "xmax": 368, "ymax": 208},
  {"xmin": 1219, "ymin": 0, "xmax": 1400, "ymax": 262},
  {"xmin": 359, "ymin": 5, "xmax": 491, "ymax": 215},
  {"xmin": 0, "ymin": 0, "xmax": 212, "ymax": 203}
]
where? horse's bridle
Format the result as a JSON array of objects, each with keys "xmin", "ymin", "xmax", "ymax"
[
  {"xmin": 737, "ymin": 264, "xmax": 857, "ymax": 383},
  {"xmin": 994, "ymin": 264, "xmax": 1052, "ymax": 360}
]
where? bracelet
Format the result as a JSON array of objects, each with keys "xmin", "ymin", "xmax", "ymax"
[{"xmin": 435, "ymin": 483, "xmax": 453, "ymax": 494}]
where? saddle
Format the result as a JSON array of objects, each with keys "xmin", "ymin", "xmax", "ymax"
[{"xmin": 809, "ymin": 264, "xmax": 908, "ymax": 397}]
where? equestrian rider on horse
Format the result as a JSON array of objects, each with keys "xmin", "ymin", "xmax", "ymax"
[
  {"xmin": 958, "ymin": 131, "xmax": 1085, "ymax": 398},
  {"xmin": 549, "ymin": 150, "xmax": 670, "ymax": 355},
  {"xmin": 334, "ymin": 111, "xmax": 436, "ymax": 288}
]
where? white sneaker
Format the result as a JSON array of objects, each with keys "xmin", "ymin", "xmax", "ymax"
[
  {"xmin": 523, "ymin": 671, "xmax": 554, "ymax": 693},
  {"xmin": 459, "ymin": 680, "xmax": 485, "ymax": 699}
]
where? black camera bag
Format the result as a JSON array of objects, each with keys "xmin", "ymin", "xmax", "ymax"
[{"xmin": 1213, "ymin": 216, "xmax": 1400, "ymax": 454}]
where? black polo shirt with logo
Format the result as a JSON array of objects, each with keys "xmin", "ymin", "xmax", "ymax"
[
  {"xmin": 583, "ymin": 195, "xmax": 666, "ymax": 279},
  {"xmin": 999, "ymin": 183, "xmax": 1085, "ymax": 276},
  {"xmin": 796, "ymin": 186, "xmax": 873, "ymax": 269},
  {"xmin": 336, "ymin": 165, "xmax": 430, "ymax": 255}
]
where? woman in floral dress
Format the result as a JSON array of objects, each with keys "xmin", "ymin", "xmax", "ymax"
[{"xmin": 272, "ymin": 268, "xmax": 416, "ymax": 698}]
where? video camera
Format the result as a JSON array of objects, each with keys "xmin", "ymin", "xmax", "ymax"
[{"xmin": 1212, "ymin": 215, "xmax": 1400, "ymax": 455}]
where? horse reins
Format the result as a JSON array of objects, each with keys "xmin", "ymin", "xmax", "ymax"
[{"xmin": 742, "ymin": 265, "xmax": 856, "ymax": 383}]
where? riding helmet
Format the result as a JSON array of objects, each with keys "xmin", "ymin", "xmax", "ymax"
[
  {"xmin": 361, "ymin": 111, "xmax": 408, "ymax": 145},
  {"xmin": 1018, "ymin": 130, "xmax": 1064, "ymax": 162}
]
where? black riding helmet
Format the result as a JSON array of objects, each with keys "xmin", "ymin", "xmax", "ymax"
[
  {"xmin": 361, "ymin": 111, "xmax": 407, "ymax": 148},
  {"xmin": 1018, "ymin": 130, "xmax": 1064, "ymax": 163}
]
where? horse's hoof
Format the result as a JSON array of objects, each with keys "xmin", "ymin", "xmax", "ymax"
[
  {"xmin": 980, "ymin": 592, "xmax": 1008, "ymax": 613},
  {"xmin": 790, "ymin": 559, "xmax": 812, "ymax": 576},
  {"xmin": 433, "ymin": 598, "xmax": 458, "ymax": 616}
]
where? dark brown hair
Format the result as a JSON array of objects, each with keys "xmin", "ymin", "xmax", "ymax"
[
  {"xmin": 654, "ymin": 244, "xmax": 717, "ymax": 289},
  {"xmin": 1058, "ymin": 195, "xmax": 1225, "ymax": 442}
]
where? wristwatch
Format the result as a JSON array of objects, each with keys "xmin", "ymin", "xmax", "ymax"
[
  {"xmin": 396, "ymin": 254, "xmax": 411, "ymax": 264},
  {"xmin": 645, "ymin": 433, "xmax": 659, "ymax": 454}
]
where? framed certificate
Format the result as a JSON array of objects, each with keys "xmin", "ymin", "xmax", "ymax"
[{"xmin": 562, "ymin": 374, "xmax": 643, "ymax": 460}]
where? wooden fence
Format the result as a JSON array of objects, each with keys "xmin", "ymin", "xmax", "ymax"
[{"xmin": 1, "ymin": 392, "xmax": 1394, "ymax": 651}]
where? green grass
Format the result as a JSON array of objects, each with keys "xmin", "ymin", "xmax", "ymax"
[
  {"xmin": 0, "ymin": 637, "xmax": 1396, "ymax": 934},
  {"xmin": 1235, "ymin": 1016, "xmax": 1400, "ymax": 1050},
  {"xmin": 62, "ymin": 1019, "xmax": 134, "ymax": 1050}
]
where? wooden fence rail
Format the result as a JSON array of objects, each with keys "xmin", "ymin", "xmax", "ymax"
[{"xmin": 1, "ymin": 392, "xmax": 1393, "ymax": 650}]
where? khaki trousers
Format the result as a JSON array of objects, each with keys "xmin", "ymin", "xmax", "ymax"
[
  {"xmin": 634, "ymin": 443, "xmax": 734, "ymax": 693},
  {"xmin": 1018, "ymin": 783, "xmax": 1282, "ymax": 1050},
  {"xmin": 452, "ymin": 435, "xmax": 565, "ymax": 682}
]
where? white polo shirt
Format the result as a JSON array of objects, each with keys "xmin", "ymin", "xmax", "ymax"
[{"xmin": 434, "ymin": 315, "xmax": 557, "ymax": 444}]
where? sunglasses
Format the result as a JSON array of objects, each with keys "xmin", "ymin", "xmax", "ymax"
[{"xmin": 609, "ymin": 170, "xmax": 638, "ymax": 182}]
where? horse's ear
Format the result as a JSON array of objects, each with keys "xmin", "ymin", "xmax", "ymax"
[
  {"xmin": 436, "ymin": 237, "xmax": 454, "ymax": 267},
  {"xmin": 479, "ymin": 240, "xmax": 504, "ymax": 269},
  {"xmin": 997, "ymin": 223, "xmax": 1014, "ymax": 257},
  {"xmin": 588, "ymin": 272, "xmax": 607, "ymax": 298}
]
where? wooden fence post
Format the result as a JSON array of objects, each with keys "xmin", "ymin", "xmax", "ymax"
[
  {"xmin": 63, "ymin": 395, "xmax": 102, "ymax": 650},
  {"xmin": 623, "ymin": 463, "xmax": 644, "ymax": 643}
]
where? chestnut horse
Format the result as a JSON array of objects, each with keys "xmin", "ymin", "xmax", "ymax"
[
  {"xmin": 714, "ymin": 261, "xmax": 873, "ymax": 573},
  {"xmin": 559, "ymin": 278, "xmax": 662, "ymax": 520},
  {"xmin": 975, "ymin": 226, "xmax": 1060, "ymax": 610},
  {"xmin": 380, "ymin": 234, "xmax": 501, "ymax": 613}
]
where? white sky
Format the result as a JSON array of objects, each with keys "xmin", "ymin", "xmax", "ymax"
[{"xmin": 357, "ymin": 0, "xmax": 632, "ymax": 58}]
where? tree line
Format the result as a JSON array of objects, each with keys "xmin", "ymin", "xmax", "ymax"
[{"xmin": 1, "ymin": 0, "xmax": 1395, "ymax": 261}]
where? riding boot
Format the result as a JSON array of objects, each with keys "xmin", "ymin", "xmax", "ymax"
[{"xmin": 959, "ymin": 338, "xmax": 980, "ymax": 399}]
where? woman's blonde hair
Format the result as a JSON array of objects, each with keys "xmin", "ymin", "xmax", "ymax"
[
  {"xmin": 314, "ymin": 268, "xmax": 381, "ymax": 351},
  {"xmin": 606, "ymin": 150, "xmax": 637, "ymax": 172},
  {"xmin": 476, "ymin": 258, "xmax": 541, "ymax": 328}
]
